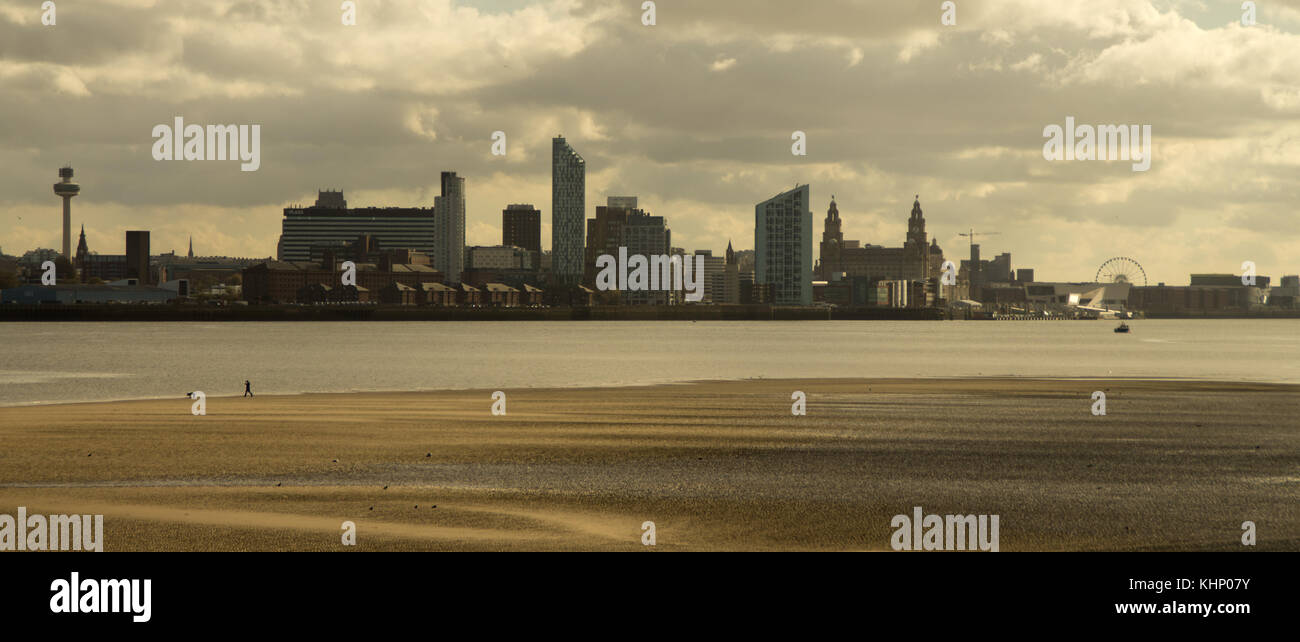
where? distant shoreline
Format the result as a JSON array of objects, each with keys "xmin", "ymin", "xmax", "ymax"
[
  {"xmin": 8, "ymin": 376, "xmax": 1298, "ymax": 409},
  {"xmin": 2, "ymin": 304, "xmax": 1298, "ymax": 322},
  {"xmin": 0, "ymin": 303, "xmax": 938, "ymax": 321}
]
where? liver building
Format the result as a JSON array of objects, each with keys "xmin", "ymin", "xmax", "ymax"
[{"xmin": 816, "ymin": 196, "xmax": 944, "ymax": 283}]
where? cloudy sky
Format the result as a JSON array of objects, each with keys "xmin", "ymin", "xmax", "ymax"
[{"xmin": 2, "ymin": 0, "xmax": 1298, "ymax": 284}]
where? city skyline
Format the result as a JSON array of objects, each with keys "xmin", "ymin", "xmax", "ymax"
[{"xmin": 2, "ymin": 1, "xmax": 1298, "ymax": 285}]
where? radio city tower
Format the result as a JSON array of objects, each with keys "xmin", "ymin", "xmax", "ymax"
[{"xmin": 53, "ymin": 166, "xmax": 80, "ymax": 258}]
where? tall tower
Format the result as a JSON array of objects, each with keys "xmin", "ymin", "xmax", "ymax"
[
  {"xmin": 53, "ymin": 166, "xmax": 80, "ymax": 258},
  {"xmin": 906, "ymin": 195, "xmax": 929, "ymax": 280},
  {"xmin": 755, "ymin": 184, "xmax": 812, "ymax": 306},
  {"xmin": 434, "ymin": 171, "xmax": 466, "ymax": 283},
  {"xmin": 188, "ymin": 236, "xmax": 194, "ymax": 259},
  {"xmin": 818, "ymin": 196, "xmax": 844, "ymax": 280},
  {"xmin": 551, "ymin": 136, "xmax": 585, "ymax": 285},
  {"xmin": 906, "ymin": 195, "xmax": 926, "ymax": 248}
]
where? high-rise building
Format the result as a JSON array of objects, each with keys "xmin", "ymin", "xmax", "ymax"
[
  {"xmin": 53, "ymin": 166, "xmax": 80, "ymax": 259},
  {"xmin": 125, "ymin": 230, "xmax": 151, "ymax": 285},
  {"xmin": 434, "ymin": 171, "xmax": 466, "ymax": 283},
  {"xmin": 502, "ymin": 204, "xmax": 541, "ymax": 262},
  {"xmin": 551, "ymin": 137, "xmax": 585, "ymax": 285},
  {"xmin": 621, "ymin": 209, "xmax": 670, "ymax": 306},
  {"xmin": 583, "ymin": 197, "xmax": 670, "ymax": 304},
  {"xmin": 277, "ymin": 190, "xmax": 436, "ymax": 262},
  {"xmin": 584, "ymin": 199, "xmax": 631, "ymax": 285},
  {"xmin": 755, "ymin": 185, "xmax": 812, "ymax": 306}
]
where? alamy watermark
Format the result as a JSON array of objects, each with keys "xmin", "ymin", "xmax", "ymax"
[
  {"xmin": 890, "ymin": 506, "xmax": 999, "ymax": 551},
  {"xmin": 1, "ymin": 507, "xmax": 104, "ymax": 551},
  {"xmin": 594, "ymin": 248, "xmax": 705, "ymax": 302},
  {"xmin": 50, "ymin": 572, "xmax": 150, "ymax": 622},
  {"xmin": 1043, "ymin": 117, "xmax": 1151, "ymax": 172},
  {"xmin": 152, "ymin": 117, "xmax": 261, "ymax": 171}
]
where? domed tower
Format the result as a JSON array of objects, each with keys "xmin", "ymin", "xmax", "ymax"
[
  {"xmin": 928, "ymin": 237, "xmax": 945, "ymax": 280},
  {"xmin": 53, "ymin": 166, "xmax": 80, "ymax": 259}
]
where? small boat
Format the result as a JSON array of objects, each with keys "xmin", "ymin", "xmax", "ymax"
[{"xmin": 1114, "ymin": 322, "xmax": 1130, "ymax": 333}]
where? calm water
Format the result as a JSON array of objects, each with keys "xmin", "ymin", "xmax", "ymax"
[{"xmin": 0, "ymin": 320, "xmax": 1297, "ymax": 406}]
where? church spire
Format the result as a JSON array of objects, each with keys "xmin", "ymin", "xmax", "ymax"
[
  {"xmin": 188, "ymin": 235, "xmax": 194, "ymax": 259},
  {"xmin": 74, "ymin": 223, "xmax": 89, "ymax": 268}
]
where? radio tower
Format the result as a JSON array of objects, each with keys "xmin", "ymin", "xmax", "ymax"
[{"xmin": 53, "ymin": 166, "xmax": 80, "ymax": 258}]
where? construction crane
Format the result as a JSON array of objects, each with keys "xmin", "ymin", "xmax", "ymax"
[{"xmin": 958, "ymin": 228, "xmax": 1000, "ymax": 253}]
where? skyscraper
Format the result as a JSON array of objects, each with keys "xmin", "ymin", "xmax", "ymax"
[
  {"xmin": 551, "ymin": 137, "xmax": 585, "ymax": 285},
  {"xmin": 582, "ymin": 197, "xmax": 671, "ymax": 304},
  {"xmin": 435, "ymin": 171, "xmax": 466, "ymax": 284},
  {"xmin": 502, "ymin": 204, "xmax": 542, "ymax": 262},
  {"xmin": 125, "ymin": 230, "xmax": 151, "ymax": 285},
  {"xmin": 620, "ymin": 208, "xmax": 670, "ymax": 306},
  {"xmin": 755, "ymin": 185, "xmax": 812, "ymax": 306}
]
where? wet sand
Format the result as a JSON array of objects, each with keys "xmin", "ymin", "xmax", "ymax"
[{"xmin": 0, "ymin": 379, "xmax": 1295, "ymax": 551}]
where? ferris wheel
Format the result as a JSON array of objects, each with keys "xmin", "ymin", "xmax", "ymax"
[{"xmin": 1096, "ymin": 257, "xmax": 1147, "ymax": 287}]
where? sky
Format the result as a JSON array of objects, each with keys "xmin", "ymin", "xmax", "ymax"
[{"xmin": 1, "ymin": 0, "xmax": 1298, "ymax": 285}]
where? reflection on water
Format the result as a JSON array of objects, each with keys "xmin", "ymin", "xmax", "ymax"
[{"xmin": 1, "ymin": 320, "xmax": 1296, "ymax": 405}]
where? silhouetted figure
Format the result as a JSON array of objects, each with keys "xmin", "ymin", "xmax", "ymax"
[{"xmin": 243, "ymin": 380, "xmax": 253, "ymax": 397}]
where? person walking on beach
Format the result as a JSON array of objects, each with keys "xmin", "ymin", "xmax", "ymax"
[{"xmin": 243, "ymin": 380, "xmax": 253, "ymax": 398}]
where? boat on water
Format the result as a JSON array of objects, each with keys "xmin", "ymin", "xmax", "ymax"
[{"xmin": 1114, "ymin": 322, "xmax": 1131, "ymax": 333}]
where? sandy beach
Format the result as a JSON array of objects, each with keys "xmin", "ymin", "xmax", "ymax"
[{"xmin": 1, "ymin": 378, "xmax": 1295, "ymax": 551}]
